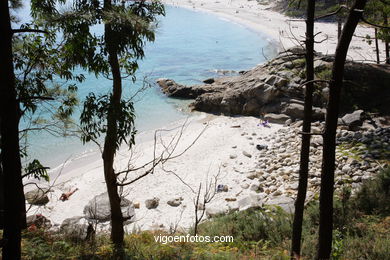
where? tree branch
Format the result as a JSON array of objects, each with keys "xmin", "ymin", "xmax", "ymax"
[
  {"xmin": 361, "ymin": 16, "xmax": 390, "ymax": 29},
  {"xmin": 12, "ymin": 29, "xmax": 49, "ymax": 34}
]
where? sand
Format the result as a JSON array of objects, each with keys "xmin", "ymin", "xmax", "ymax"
[{"xmin": 27, "ymin": 114, "xmax": 283, "ymax": 231}]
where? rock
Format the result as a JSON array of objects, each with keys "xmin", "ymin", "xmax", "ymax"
[
  {"xmin": 264, "ymin": 113, "xmax": 291, "ymax": 124},
  {"xmin": 156, "ymin": 78, "xmax": 214, "ymax": 99},
  {"xmin": 250, "ymin": 184, "xmax": 260, "ymax": 191},
  {"xmin": 342, "ymin": 165, "xmax": 351, "ymax": 174},
  {"xmin": 60, "ymin": 216, "xmax": 94, "ymax": 241},
  {"xmin": 242, "ymin": 151, "xmax": 252, "ymax": 158},
  {"xmin": 26, "ymin": 214, "xmax": 52, "ymax": 229},
  {"xmin": 133, "ymin": 202, "xmax": 140, "ymax": 209},
  {"xmin": 84, "ymin": 193, "xmax": 135, "ymax": 223},
  {"xmin": 341, "ymin": 110, "xmax": 365, "ymax": 130},
  {"xmin": 145, "ymin": 197, "xmax": 160, "ymax": 209},
  {"xmin": 246, "ymin": 172, "xmax": 259, "ymax": 180},
  {"xmin": 225, "ymin": 198, "xmax": 237, "ymax": 202},
  {"xmin": 206, "ymin": 206, "xmax": 228, "ymax": 218},
  {"xmin": 229, "ymin": 154, "xmax": 237, "ymax": 159},
  {"xmin": 217, "ymin": 184, "xmax": 229, "ymax": 192},
  {"xmin": 238, "ymin": 194, "xmax": 263, "ymax": 211},
  {"xmin": 25, "ymin": 188, "xmax": 49, "ymax": 205},
  {"xmin": 167, "ymin": 197, "xmax": 183, "ymax": 207},
  {"xmin": 282, "ymin": 103, "xmax": 304, "ymax": 119},
  {"xmin": 203, "ymin": 78, "xmax": 215, "ymax": 84},
  {"xmin": 284, "ymin": 119, "xmax": 292, "ymax": 126},
  {"xmin": 265, "ymin": 196, "xmax": 295, "ymax": 213},
  {"xmin": 241, "ymin": 183, "xmax": 250, "ymax": 189}
]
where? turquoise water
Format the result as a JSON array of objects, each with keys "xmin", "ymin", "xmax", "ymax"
[{"xmin": 24, "ymin": 6, "xmax": 277, "ymax": 168}]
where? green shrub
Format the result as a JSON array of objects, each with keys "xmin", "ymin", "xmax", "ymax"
[{"xmin": 351, "ymin": 167, "xmax": 390, "ymax": 215}]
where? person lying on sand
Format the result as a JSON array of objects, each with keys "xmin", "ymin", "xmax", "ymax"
[{"xmin": 60, "ymin": 188, "xmax": 79, "ymax": 201}]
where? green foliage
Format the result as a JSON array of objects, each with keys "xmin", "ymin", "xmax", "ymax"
[
  {"xmin": 23, "ymin": 159, "xmax": 50, "ymax": 182},
  {"xmin": 31, "ymin": 0, "xmax": 164, "ymax": 150},
  {"xmin": 351, "ymin": 167, "xmax": 390, "ymax": 215},
  {"xmin": 19, "ymin": 177, "xmax": 390, "ymax": 260},
  {"xmin": 80, "ymin": 93, "xmax": 136, "ymax": 149},
  {"xmin": 197, "ymin": 207, "xmax": 291, "ymax": 246},
  {"xmin": 285, "ymin": 0, "xmax": 344, "ymax": 20}
]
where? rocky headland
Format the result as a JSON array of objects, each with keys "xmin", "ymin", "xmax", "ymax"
[{"xmin": 157, "ymin": 47, "xmax": 390, "ymax": 122}]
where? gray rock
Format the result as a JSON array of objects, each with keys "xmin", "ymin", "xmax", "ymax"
[
  {"xmin": 206, "ymin": 206, "xmax": 228, "ymax": 218},
  {"xmin": 83, "ymin": 193, "xmax": 135, "ymax": 223},
  {"xmin": 229, "ymin": 154, "xmax": 237, "ymax": 159},
  {"xmin": 265, "ymin": 196, "xmax": 295, "ymax": 213},
  {"xmin": 341, "ymin": 110, "xmax": 365, "ymax": 130},
  {"xmin": 242, "ymin": 151, "xmax": 252, "ymax": 158},
  {"xmin": 282, "ymin": 103, "xmax": 304, "ymax": 119},
  {"xmin": 238, "ymin": 194, "xmax": 263, "ymax": 211},
  {"xmin": 60, "ymin": 216, "xmax": 94, "ymax": 241},
  {"xmin": 145, "ymin": 197, "xmax": 160, "ymax": 209},
  {"xmin": 167, "ymin": 197, "xmax": 183, "ymax": 207},
  {"xmin": 264, "ymin": 113, "xmax": 291, "ymax": 124},
  {"xmin": 25, "ymin": 188, "xmax": 49, "ymax": 205}
]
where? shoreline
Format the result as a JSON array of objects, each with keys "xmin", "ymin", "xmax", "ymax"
[{"xmin": 163, "ymin": 0, "xmax": 386, "ymax": 62}]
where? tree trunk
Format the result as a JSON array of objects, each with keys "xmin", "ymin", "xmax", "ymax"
[
  {"xmin": 337, "ymin": 0, "xmax": 342, "ymax": 42},
  {"xmin": 103, "ymin": 0, "xmax": 125, "ymax": 256},
  {"xmin": 384, "ymin": 12, "xmax": 389, "ymax": 64},
  {"xmin": 0, "ymin": 1, "xmax": 27, "ymax": 259},
  {"xmin": 317, "ymin": 0, "xmax": 368, "ymax": 259},
  {"xmin": 375, "ymin": 28, "xmax": 380, "ymax": 64},
  {"xmin": 290, "ymin": 0, "xmax": 315, "ymax": 259}
]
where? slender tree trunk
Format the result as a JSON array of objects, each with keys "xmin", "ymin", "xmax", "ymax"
[
  {"xmin": 290, "ymin": 1, "xmax": 315, "ymax": 259},
  {"xmin": 317, "ymin": 0, "xmax": 368, "ymax": 259},
  {"xmin": 337, "ymin": 0, "xmax": 342, "ymax": 42},
  {"xmin": 0, "ymin": 1, "xmax": 27, "ymax": 259},
  {"xmin": 384, "ymin": 12, "xmax": 390, "ymax": 64},
  {"xmin": 103, "ymin": 0, "xmax": 125, "ymax": 257},
  {"xmin": 375, "ymin": 28, "xmax": 380, "ymax": 64}
]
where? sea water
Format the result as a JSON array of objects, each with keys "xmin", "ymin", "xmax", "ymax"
[{"xmin": 20, "ymin": 5, "xmax": 277, "ymax": 168}]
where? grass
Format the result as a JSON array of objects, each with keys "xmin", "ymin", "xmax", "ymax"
[{"xmin": 5, "ymin": 167, "xmax": 389, "ymax": 259}]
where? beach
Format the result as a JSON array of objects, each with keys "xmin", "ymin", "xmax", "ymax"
[
  {"xmin": 165, "ymin": 0, "xmax": 385, "ymax": 62},
  {"xmin": 25, "ymin": 0, "xmax": 387, "ymax": 231}
]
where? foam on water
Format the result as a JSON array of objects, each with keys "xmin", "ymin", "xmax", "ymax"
[{"xmin": 22, "ymin": 6, "xmax": 277, "ymax": 168}]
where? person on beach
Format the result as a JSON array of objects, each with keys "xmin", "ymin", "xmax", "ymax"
[{"xmin": 60, "ymin": 188, "xmax": 79, "ymax": 201}]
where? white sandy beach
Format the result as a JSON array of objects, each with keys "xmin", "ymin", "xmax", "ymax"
[
  {"xmin": 28, "ymin": 114, "xmax": 284, "ymax": 231},
  {"xmin": 25, "ymin": 0, "xmax": 386, "ymax": 231}
]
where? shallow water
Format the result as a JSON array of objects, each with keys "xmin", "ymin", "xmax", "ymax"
[{"xmin": 22, "ymin": 5, "xmax": 277, "ymax": 168}]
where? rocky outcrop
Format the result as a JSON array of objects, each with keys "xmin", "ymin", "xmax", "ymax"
[
  {"xmin": 83, "ymin": 193, "xmax": 135, "ymax": 223},
  {"xmin": 25, "ymin": 188, "xmax": 50, "ymax": 205},
  {"xmin": 157, "ymin": 47, "xmax": 390, "ymax": 120},
  {"xmin": 60, "ymin": 216, "xmax": 94, "ymax": 241}
]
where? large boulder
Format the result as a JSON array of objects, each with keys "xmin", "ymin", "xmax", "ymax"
[
  {"xmin": 26, "ymin": 214, "xmax": 52, "ymax": 229},
  {"xmin": 238, "ymin": 194, "xmax": 264, "ymax": 211},
  {"xmin": 264, "ymin": 113, "xmax": 291, "ymax": 124},
  {"xmin": 281, "ymin": 103, "xmax": 304, "ymax": 119},
  {"xmin": 60, "ymin": 216, "xmax": 94, "ymax": 241},
  {"xmin": 83, "ymin": 193, "xmax": 135, "ymax": 223},
  {"xmin": 25, "ymin": 188, "xmax": 49, "ymax": 205},
  {"xmin": 265, "ymin": 196, "xmax": 295, "ymax": 213},
  {"xmin": 341, "ymin": 110, "xmax": 365, "ymax": 130}
]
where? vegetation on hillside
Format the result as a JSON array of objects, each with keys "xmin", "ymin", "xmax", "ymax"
[{"xmin": 14, "ymin": 167, "xmax": 390, "ymax": 259}]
